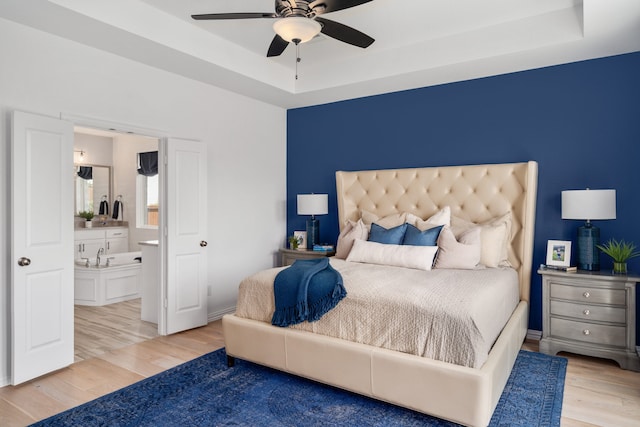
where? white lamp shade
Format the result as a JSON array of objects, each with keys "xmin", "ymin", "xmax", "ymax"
[
  {"xmin": 273, "ymin": 17, "xmax": 321, "ymax": 43},
  {"xmin": 297, "ymin": 194, "xmax": 328, "ymax": 216},
  {"xmin": 561, "ymin": 189, "xmax": 616, "ymax": 220}
]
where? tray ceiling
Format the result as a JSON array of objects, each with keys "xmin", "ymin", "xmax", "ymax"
[{"xmin": 1, "ymin": 0, "xmax": 639, "ymax": 108}]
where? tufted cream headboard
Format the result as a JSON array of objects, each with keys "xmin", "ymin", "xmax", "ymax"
[{"xmin": 335, "ymin": 161, "xmax": 538, "ymax": 302}]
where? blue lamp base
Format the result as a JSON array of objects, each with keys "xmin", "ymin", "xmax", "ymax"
[
  {"xmin": 306, "ymin": 218, "xmax": 319, "ymax": 249},
  {"xmin": 577, "ymin": 223, "xmax": 600, "ymax": 271}
]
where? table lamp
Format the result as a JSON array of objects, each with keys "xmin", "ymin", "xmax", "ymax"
[
  {"xmin": 297, "ymin": 194, "xmax": 328, "ymax": 249},
  {"xmin": 561, "ymin": 189, "xmax": 616, "ymax": 271}
]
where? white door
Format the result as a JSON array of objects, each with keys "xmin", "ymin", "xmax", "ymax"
[
  {"xmin": 11, "ymin": 111, "xmax": 74, "ymax": 384},
  {"xmin": 159, "ymin": 138, "xmax": 208, "ymax": 335}
]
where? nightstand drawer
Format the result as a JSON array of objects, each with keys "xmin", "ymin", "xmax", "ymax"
[
  {"xmin": 550, "ymin": 300, "xmax": 626, "ymax": 324},
  {"xmin": 550, "ymin": 283, "xmax": 625, "ymax": 305},
  {"xmin": 550, "ymin": 317, "xmax": 626, "ymax": 347}
]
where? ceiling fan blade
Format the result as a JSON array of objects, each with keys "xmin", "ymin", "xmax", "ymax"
[
  {"xmin": 267, "ymin": 34, "xmax": 290, "ymax": 57},
  {"xmin": 191, "ymin": 13, "xmax": 277, "ymax": 20},
  {"xmin": 315, "ymin": 17, "xmax": 374, "ymax": 48},
  {"xmin": 310, "ymin": 0, "xmax": 373, "ymax": 15}
]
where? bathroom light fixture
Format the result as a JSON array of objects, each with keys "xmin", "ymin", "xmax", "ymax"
[
  {"xmin": 562, "ymin": 188, "xmax": 616, "ymax": 271},
  {"xmin": 297, "ymin": 193, "xmax": 328, "ymax": 249},
  {"xmin": 273, "ymin": 17, "xmax": 321, "ymax": 43},
  {"xmin": 74, "ymin": 150, "xmax": 85, "ymax": 162}
]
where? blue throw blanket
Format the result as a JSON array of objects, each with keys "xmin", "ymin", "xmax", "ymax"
[{"xmin": 272, "ymin": 258, "xmax": 346, "ymax": 327}]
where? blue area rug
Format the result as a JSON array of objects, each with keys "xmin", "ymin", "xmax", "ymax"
[{"xmin": 33, "ymin": 349, "xmax": 566, "ymax": 427}]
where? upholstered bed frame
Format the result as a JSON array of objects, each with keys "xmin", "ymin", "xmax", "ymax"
[{"xmin": 223, "ymin": 161, "xmax": 538, "ymax": 427}]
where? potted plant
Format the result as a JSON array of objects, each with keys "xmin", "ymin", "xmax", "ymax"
[
  {"xmin": 596, "ymin": 239, "xmax": 640, "ymax": 274},
  {"xmin": 288, "ymin": 235, "xmax": 300, "ymax": 250},
  {"xmin": 78, "ymin": 210, "xmax": 95, "ymax": 228}
]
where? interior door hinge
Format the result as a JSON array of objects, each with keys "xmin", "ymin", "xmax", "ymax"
[{"xmin": 164, "ymin": 299, "xmax": 168, "ymax": 308}]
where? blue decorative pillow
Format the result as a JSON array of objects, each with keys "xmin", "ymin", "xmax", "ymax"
[
  {"xmin": 402, "ymin": 224, "xmax": 443, "ymax": 246},
  {"xmin": 368, "ymin": 223, "xmax": 408, "ymax": 245}
]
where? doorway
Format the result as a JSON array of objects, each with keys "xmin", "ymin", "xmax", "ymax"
[
  {"xmin": 73, "ymin": 127, "xmax": 160, "ymax": 360},
  {"xmin": 11, "ymin": 111, "xmax": 209, "ymax": 384}
]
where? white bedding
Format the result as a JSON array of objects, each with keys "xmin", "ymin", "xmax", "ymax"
[{"xmin": 235, "ymin": 258, "xmax": 519, "ymax": 368}]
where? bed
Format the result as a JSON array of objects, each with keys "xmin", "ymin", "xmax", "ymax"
[{"xmin": 223, "ymin": 161, "xmax": 538, "ymax": 427}]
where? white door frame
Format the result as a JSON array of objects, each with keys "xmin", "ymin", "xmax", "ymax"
[{"xmin": 62, "ymin": 114, "xmax": 207, "ymax": 336}]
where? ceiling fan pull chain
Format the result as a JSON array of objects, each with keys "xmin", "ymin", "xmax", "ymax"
[{"xmin": 295, "ymin": 38, "xmax": 301, "ymax": 80}]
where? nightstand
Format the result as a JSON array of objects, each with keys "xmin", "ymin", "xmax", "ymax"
[
  {"xmin": 279, "ymin": 248, "xmax": 335, "ymax": 267},
  {"xmin": 538, "ymin": 268, "xmax": 640, "ymax": 371}
]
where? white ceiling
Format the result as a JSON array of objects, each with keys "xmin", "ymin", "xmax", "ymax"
[{"xmin": 1, "ymin": 0, "xmax": 639, "ymax": 108}]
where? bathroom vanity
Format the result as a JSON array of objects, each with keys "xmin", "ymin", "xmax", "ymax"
[{"xmin": 74, "ymin": 225, "xmax": 129, "ymax": 259}]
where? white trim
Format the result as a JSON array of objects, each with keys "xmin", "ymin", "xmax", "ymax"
[
  {"xmin": 60, "ymin": 112, "xmax": 168, "ymax": 139},
  {"xmin": 208, "ymin": 306, "xmax": 236, "ymax": 323},
  {"xmin": 526, "ymin": 329, "xmax": 542, "ymax": 341}
]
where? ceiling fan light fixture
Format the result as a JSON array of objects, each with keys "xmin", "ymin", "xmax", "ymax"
[{"xmin": 273, "ymin": 16, "xmax": 321, "ymax": 43}]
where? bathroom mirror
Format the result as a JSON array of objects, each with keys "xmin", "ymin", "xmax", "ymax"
[{"xmin": 74, "ymin": 164, "xmax": 111, "ymax": 215}]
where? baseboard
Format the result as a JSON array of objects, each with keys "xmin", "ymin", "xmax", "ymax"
[
  {"xmin": 526, "ymin": 329, "xmax": 542, "ymax": 341},
  {"xmin": 208, "ymin": 306, "xmax": 236, "ymax": 323}
]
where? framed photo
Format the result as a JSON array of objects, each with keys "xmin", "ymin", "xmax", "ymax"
[
  {"xmin": 293, "ymin": 231, "xmax": 307, "ymax": 250},
  {"xmin": 546, "ymin": 240, "xmax": 572, "ymax": 267}
]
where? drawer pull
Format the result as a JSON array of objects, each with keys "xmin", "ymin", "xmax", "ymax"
[
  {"xmin": 583, "ymin": 291, "xmax": 590, "ymax": 298},
  {"xmin": 583, "ymin": 309, "xmax": 590, "ymax": 316},
  {"xmin": 583, "ymin": 329, "xmax": 590, "ymax": 335}
]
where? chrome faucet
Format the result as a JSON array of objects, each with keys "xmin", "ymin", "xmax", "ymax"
[{"xmin": 96, "ymin": 248, "xmax": 104, "ymax": 266}]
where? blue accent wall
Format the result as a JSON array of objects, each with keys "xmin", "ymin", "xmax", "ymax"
[{"xmin": 287, "ymin": 51, "xmax": 640, "ymax": 341}]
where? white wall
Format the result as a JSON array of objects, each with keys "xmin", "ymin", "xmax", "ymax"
[
  {"xmin": 0, "ymin": 18, "xmax": 286, "ymax": 386},
  {"xmin": 112, "ymin": 133, "xmax": 159, "ymax": 250},
  {"xmin": 74, "ymin": 132, "xmax": 113, "ymax": 166}
]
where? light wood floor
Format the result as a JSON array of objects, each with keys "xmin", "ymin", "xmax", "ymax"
[
  {"xmin": 521, "ymin": 341, "xmax": 640, "ymax": 427},
  {"xmin": 1, "ymin": 304, "xmax": 638, "ymax": 426},
  {"xmin": 74, "ymin": 299, "xmax": 160, "ymax": 362}
]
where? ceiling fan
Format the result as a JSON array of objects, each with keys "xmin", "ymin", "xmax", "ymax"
[{"xmin": 191, "ymin": 0, "xmax": 375, "ymax": 57}]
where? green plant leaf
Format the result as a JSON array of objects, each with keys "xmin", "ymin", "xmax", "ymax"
[
  {"xmin": 78, "ymin": 210, "xmax": 95, "ymax": 220},
  {"xmin": 596, "ymin": 239, "xmax": 640, "ymax": 262}
]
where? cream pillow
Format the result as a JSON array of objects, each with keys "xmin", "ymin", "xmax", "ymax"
[
  {"xmin": 335, "ymin": 219, "xmax": 368, "ymax": 259},
  {"xmin": 406, "ymin": 206, "xmax": 451, "ymax": 231},
  {"xmin": 434, "ymin": 226, "xmax": 481, "ymax": 269},
  {"xmin": 450, "ymin": 212, "xmax": 512, "ymax": 268},
  {"xmin": 361, "ymin": 210, "xmax": 407, "ymax": 231},
  {"xmin": 346, "ymin": 239, "xmax": 438, "ymax": 271}
]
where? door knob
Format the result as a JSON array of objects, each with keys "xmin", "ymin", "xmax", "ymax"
[
  {"xmin": 17, "ymin": 257, "xmax": 31, "ymax": 266},
  {"xmin": 200, "ymin": 241, "xmax": 208, "ymax": 247}
]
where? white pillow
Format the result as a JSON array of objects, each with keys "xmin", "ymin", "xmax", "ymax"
[
  {"xmin": 335, "ymin": 219, "xmax": 368, "ymax": 259},
  {"xmin": 450, "ymin": 212, "xmax": 512, "ymax": 268},
  {"xmin": 406, "ymin": 206, "xmax": 451, "ymax": 231},
  {"xmin": 346, "ymin": 239, "xmax": 438, "ymax": 271},
  {"xmin": 434, "ymin": 226, "xmax": 481, "ymax": 269}
]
